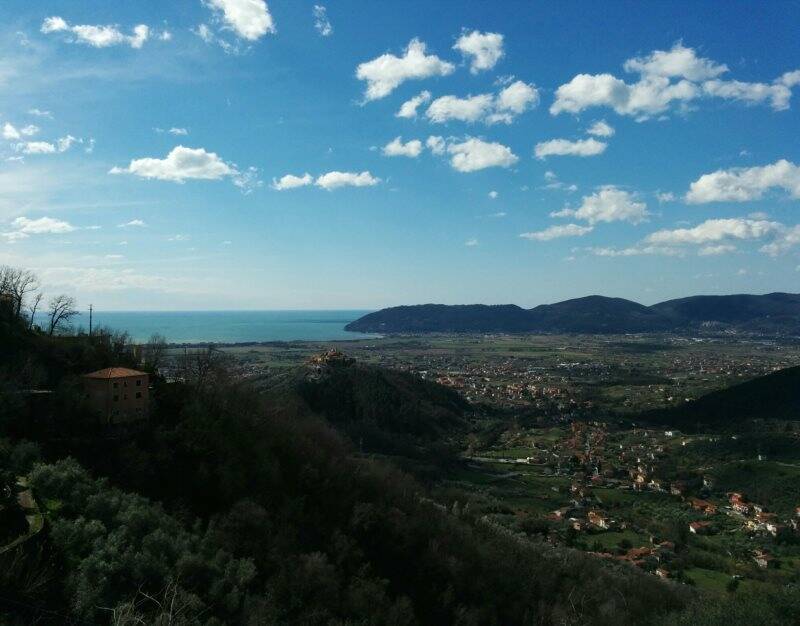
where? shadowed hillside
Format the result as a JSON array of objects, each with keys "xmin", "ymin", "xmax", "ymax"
[{"xmin": 640, "ymin": 365, "xmax": 800, "ymax": 430}]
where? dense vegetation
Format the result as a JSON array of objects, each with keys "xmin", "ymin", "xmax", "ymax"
[{"xmin": 345, "ymin": 292, "xmax": 800, "ymax": 334}]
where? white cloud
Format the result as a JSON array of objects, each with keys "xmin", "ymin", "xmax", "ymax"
[
  {"xmin": 27, "ymin": 108, "xmax": 52, "ymax": 119},
  {"xmin": 425, "ymin": 80, "xmax": 538, "ymax": 125},
  {"xmin": 446, "ymin": 137, "xmax": 518, "ymax": 172},
  {"xmin": 313, "ymin": 5, "xmax": 332, "ymax": 37},
  {"xmin": 271, "ymin": 173, "xmax": 313, "ymax": 190},
  {"xmin": 657, "ymin": 191, "xmax": 676, "ymax": 203},
  {"xmin": 315, "ymin": 171, "xmax": 380, "ymax": 190},
  {"xmin": 698, "ymin": 244, "xmax": 736, "ymax": 256},
  {"xmin": 702, "ymin": 79, "xmax": 792, "ymax": 111},
  {"xmin": 623, "ymin": 43, "xmax": 728, "ymax": 81},
  {"xmin": 586, "ymin": 120, "xmax": 614, "ymax": 137},
  {"xmin": 426, "ymin": 94, "xmax": 494, "ymax": 123},
  {"xmin": 382, "ymin": 136, "xmax": 423, "ymax": 158},
  {"xmin": 1, "ymin": 216, "xmax": 76, "ymax": 241},
  {"xmin": 465, "ymin": 238, "xmax": 479, "ymax": 247},
  {"xmin": 487, "ymin": 80, "xmax": 539, "ymax": 124},
  {"xmin": 686, "ymin": 159, "xmax": 800, "ymax": 203},
  {"xmin": 426, "ymin": 135, "xmax": 446, "ymax": 155},
  {"xmin": 118, "ymin": 219, "xmax": 147, "ymax": 228},
  {"xmin": 110, "ymin": 145, "xmax": 259, "ymax": 191},
  {"xmin": 396, "ymin": 91, "xmax": 432, "ymax": 118},
  {"xmin": 169, "ymin": 127, "xmax": 188, "ymax": 135},
  {"xmin": 552, "ymin": 186, "xmax": 648, "ymax": 224},
  {"xmin": 645, "ymin": 218, "xmax": 781, "ymax": 245},
  {"xmin": 453, "ymin": 30, "xmax": 504, "ymax": 74},
  {"xmin": 356, "ymin": 38, "xmax": 455, "ymax": 101},
  {"xmin": 204, "ymin": 0, "xmax": 276, "ymax": 40},
  {"xmin": 2, "ymin": 123, "xmax": 39, "ymax": 140},
  {"xmin": 759, "ymin": 224, "xmax": 800, "ymax": 256},
  {"xmin": 587, "ymin": 245, "xmax": 682, "ymax": 257},
  {"xmin": 520, "ymin": 223, "xmax": 593, "ymax": 241},
  {"xmin": 551, "ymin": 43, "xmax": 799, "ymax": 119},
  {"xmin": 15, "ymin": 141, "xmax": 55, "ymax": 154},
  {"xmin": 780, "ymin": 70, "xmax": 800, "ymax": 87},
  {"xmin": 488, "ymin": 190, "xmax": 498, "ymax": 199},
  {"xmin": 535, "ymin": 137, "xmax": 607, "ymax": 159},
  {"xmin": 41, "ymin": 16, "xmax": 151, "ymax": 49}
]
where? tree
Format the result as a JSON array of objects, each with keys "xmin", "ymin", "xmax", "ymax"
[
  {"xmin": 47, "ymin": 294, "xmax": 78, "ymax": 336},
  {"xmin": 0, "ymin": 266, "xmax": 39, "ymax": 319},
  {"xmin": 27, "ymin": 292, "xmax": 43, "ymax": 331},
  {"xmin": 143, "ymin": 333, "xmax": 168, "ymax": 373}
]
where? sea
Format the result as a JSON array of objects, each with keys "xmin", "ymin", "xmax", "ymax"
[{"xmin": 50, "ymin": 310, "xmax": 378, "ymax": 344}]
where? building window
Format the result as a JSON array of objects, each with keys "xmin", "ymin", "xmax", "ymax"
[
  {"xmin": 135, "ymin": 392, "xmax": 142, "ymax": 399},
  {"xmin": 136, "ymin": 379, "xmax": 142, "ymax": 387},
  {"xmin": 124, "ymin": 381, "xmax": 128, "ymax": 388},
  {"xmin": 113, "ymin": 382, "xmax": 119, "ymax": 389},
  {"xmin": 113, "ymin": 395, "xmax": 119, "ymax": 402}
]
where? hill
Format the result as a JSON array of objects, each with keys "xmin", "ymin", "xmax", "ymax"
[
  {"xmin": 345, "ymin": 292, "xmax": 800, "ymax": 335},
  {"xmin": 267, "ymin": 350, "xmax": 469, "ymax": 460},
  {"xmin": 639, "ymin": 365, "xmax": 800, "ymax": 430},
  {"xmin": 651, "ymin": 292, "xmax": 800, "ymax": 333}
]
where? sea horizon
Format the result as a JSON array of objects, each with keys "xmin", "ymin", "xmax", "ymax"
[{"xmin": 38, "ymin": 310, "xmax": 379, "ymax": 344}]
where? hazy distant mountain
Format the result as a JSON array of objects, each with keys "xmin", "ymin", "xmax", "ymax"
[
  {"xmin": 345, "ymin": 292, "xmax": 800, "ymax": 335},
  {"xmin": 640, "ymin": 365, "xmax": 800, "ymax": 430}
]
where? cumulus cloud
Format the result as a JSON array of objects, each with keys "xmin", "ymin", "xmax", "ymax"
[
  {"xmin": 204, "ymin": 0, "xmax": 276, "ymax": 40},
  {"xmin": 118, "ymin": 219, "xmax": 147, "ymax": 228},
  {"xmin": 645, "ymin": 218, "xmax": 781, "ymax": 245},
  {"xmin": 425, "ymin": 80, "xmax": 538, "ymax": 124},
  {"xmin": 551, "ymin": 42, "xmax": 800, "ymax": 119},
  {"xmin": 12, "ymin": 134, "xmax": 78, "ymax": 155},
  {"xmin": 2, "ymin": 123, "xmax": 38, "ymax": 140},
  {"xmin": 41, "ymin": 16, "xmax": 151, "ymax": 49},
  {"xmin": 356, "ymin": 38, "xmax": 455, "ymax": 101},
  {"xmin": 702, "ymin": 79, "xmax": 792, "ymax": 110},
  {"xmin": 686, "ymin": 159, "xmax": 800, "ymax": 203},
  {"xmin": 587, "ymin": 120, "xmax": 614, "ymax": 137},
  {"xmin": 110, "ymin": 145, "xmax": 260, "ymax": 191},
  {"xmin": 760, "ymin": 225, "xmax": 800, "ymax": 256},
  {"xmin": 698, "ymin": 244, "xmax": 736, "ymax": 256},
  {"xmin": 453, "ymin": 30, "xmax": 504, "ymax": 74},
  {"xmin": 1, "ymin": 216, "xmax": 75, "ymax": 241},
  {"xmin": 425, "ymin": 135, "xmax": 446, "ymax": 155},
  {"xmin": 446, "ymin": 137, "xmax": 518, "ymax": 172},
  {"xmin": 396, "ymin": 91, "xmax": 431, "ymax": 118},
  {"xmin": 313, "ymin": 5, "xmax": 332, "ymax": 37},
  {"xmin": 623, "ymin": 44, "xmax": 728, "ymax": 81},
  {"xmin": 27, "ymin": 108, "xmax": 52, "ymax": 118},
  {"xmin": 535, "ymin": 138, "xmax": 607, "ymax": 159},
  {"xmin": 271, "ymin": 173, "xmax": 313, "ymax": 190},
  {"xmin": 464, "ymin": 238, "xmax": 479, "ymax": 247},
  {"xmin": 551, "ymin": 186, "xmax": 648, "ymax": 224},
  {"xmin": 382, "ymin": 136, "xmax": 423, "ymax": 158},
  {"xmin": 315, "ymin": 171, "xmax": 380, "ymax": 190},
  {"xmin": 587, "ymin": 245, "xmax": 682, "ymax": 257},
  {"xmin": 520, "ymin": 223, "xmax": 593, "ymax": 241}
]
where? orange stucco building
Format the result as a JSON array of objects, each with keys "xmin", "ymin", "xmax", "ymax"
[{"xmin": 82, "ymin": 367, "xmax": 149, "ymax": 423}]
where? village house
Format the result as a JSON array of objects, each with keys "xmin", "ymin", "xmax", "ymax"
[
  {"xmin": 82, "ymin": 367, "xmax": 150, "ymax": 424},
  {"xmin": 690, "ymin": 498, "xmax": 717, "ymax": 515},
  {"xmin": 587, "ymin": 510, "xmax": 610, "ymax": 530},
  {"xmin": 752, "ymin": 550, "xmax": 773, "ymax": 569},
  {"xmin": 689, "ymin": 520, "xmax": 713, "ymax": 535},
  {"xmin": 669, "ymin": 481, "xmax": 686, "ymax": 497}
]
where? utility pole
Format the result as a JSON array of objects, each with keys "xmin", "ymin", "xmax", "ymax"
[{"xmin": 89, "ymin": 304, "xmax": 93, "ymax": 337}]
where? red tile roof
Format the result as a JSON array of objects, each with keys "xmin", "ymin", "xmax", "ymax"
[{"xmin": 83, "ymin": 367, "xmax": 148, "ymax": 379}]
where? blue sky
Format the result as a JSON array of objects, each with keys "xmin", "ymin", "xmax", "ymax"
[{"xmin": 1, "ymin": 0, "xmax": 799, "ymax": 310}]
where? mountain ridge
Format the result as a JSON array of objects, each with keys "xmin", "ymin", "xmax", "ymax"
[{"xmin": 345, "ymin": 292, "xmax": 800, "ymax": 334}]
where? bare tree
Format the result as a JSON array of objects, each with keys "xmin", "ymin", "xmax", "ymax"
[
  {"xmin": 0, "ymin": 266, "xmax": 39, "ymax": 319},
  {"xmin": 27, "ymin": 292, "xmax": 44, "ymax": 330},
  {"xmin": 46, "ymin": 295, "xmax": 78, "ymax": 336},
  {"xmin": 143, "ymin": 333, "xmax": 168, "ymax": 372}
]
